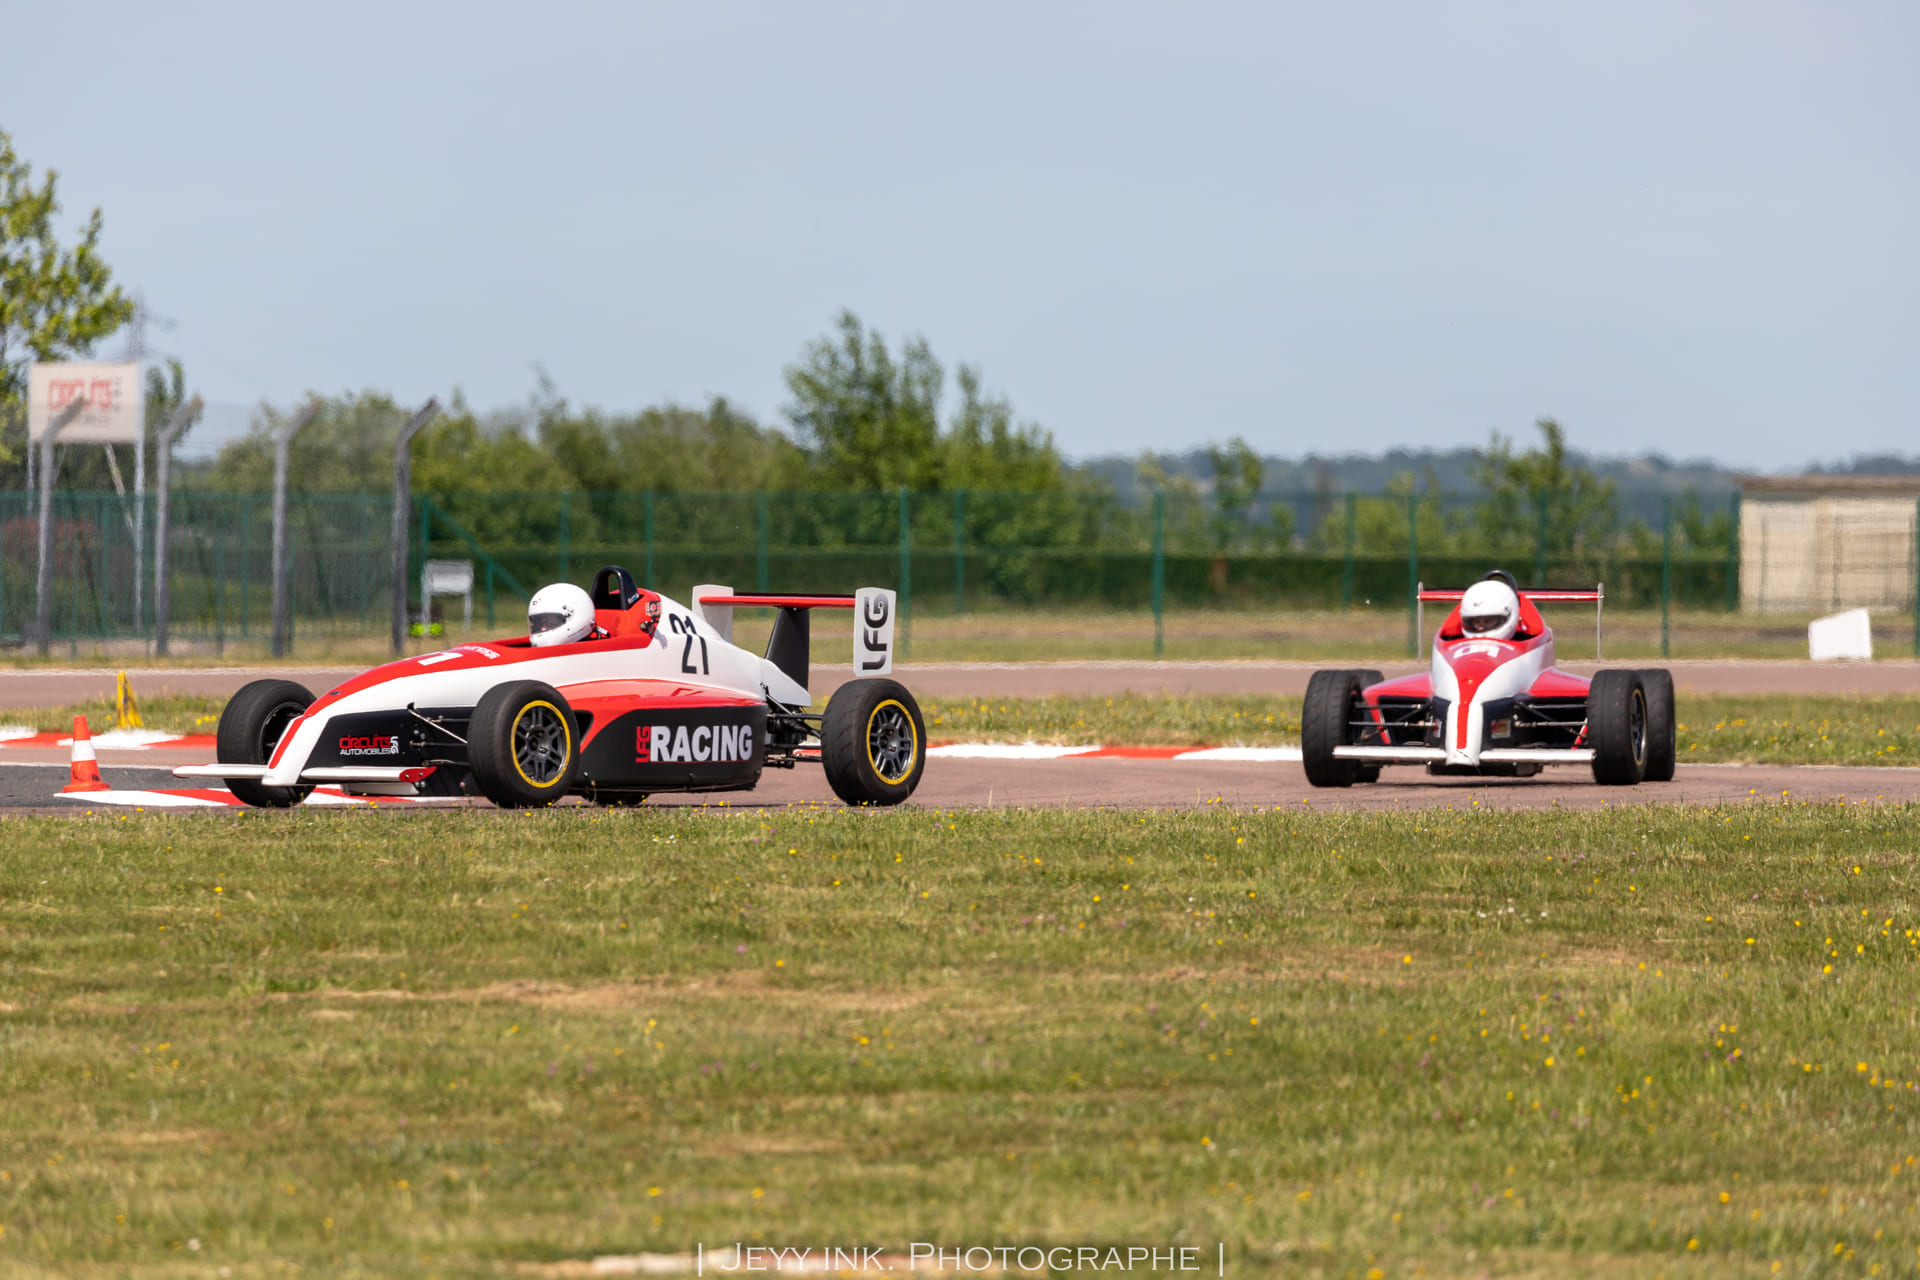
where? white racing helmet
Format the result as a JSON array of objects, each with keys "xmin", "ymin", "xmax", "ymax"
[
  {"xmin": 528, "ymin": 583, "xmax": 596, "ymax": 647},
  {"xmin": 1458, "ymin": 577, "xmax": 1521, "ymax": 640}
]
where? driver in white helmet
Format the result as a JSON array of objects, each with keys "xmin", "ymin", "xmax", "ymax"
[
  {"xmin": 527, "ymin": 583, "xmax": 606, "ymax": 647},
  {"xmin": 1457, "ymin": 571, "xmax": 1522, "ymax": 641}
]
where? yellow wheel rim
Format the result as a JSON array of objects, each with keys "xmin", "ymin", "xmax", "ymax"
[
  {"xmin": 510, "ymin": 700, "xmax": 572, "ymax": 789},
  {"xmin": 865, "ymin": 698, "xmax": 918, "ymax": 785}
]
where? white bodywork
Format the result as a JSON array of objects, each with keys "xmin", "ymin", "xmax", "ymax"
[
  {"xmin": 1428, "ymin": 635, "xmax": 1557, "ymax": 768},
  {"xmin": 190, "ymin": 591, "xmax": 813, "ymax": 789}
]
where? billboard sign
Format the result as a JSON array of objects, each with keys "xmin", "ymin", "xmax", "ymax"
[{"xmin": 28, "ymin": 362, "xmax": 142, "ymax": 443}]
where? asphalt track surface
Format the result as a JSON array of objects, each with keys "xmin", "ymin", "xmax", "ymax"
[
  {"xmin": 5, "ymin": 659, "xmax": 1920, "ymax": 708},
  {"xmin": 7, "ymin": 756, "xmax": 1919, "ymax": 816},
  {"xmin": 6, "ymin": 660, "xmax": 1919, "ymax": 815}
]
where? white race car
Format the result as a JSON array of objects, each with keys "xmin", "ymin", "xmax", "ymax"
[{"xmin": 176, "ymin": 566, "xmax": 926, "ymax": 808}]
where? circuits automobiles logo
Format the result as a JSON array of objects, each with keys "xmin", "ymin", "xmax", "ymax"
[
  {"xmin": 338, "ymin": 734, "xmax": 400, "ymax": 756},
  {"xmin": 636, "ymin": 723, "xmax": 754, "ymax": 764}
]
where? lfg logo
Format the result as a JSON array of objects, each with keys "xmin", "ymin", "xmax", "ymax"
[{"xmin": 637, "ymin": 723, "xmax": 755, "ymax": 764}]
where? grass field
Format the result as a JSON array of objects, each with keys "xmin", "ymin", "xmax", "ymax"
[{"xmin": 2, "ymin": 803, "xmax": 1918, "ymax": 1277}]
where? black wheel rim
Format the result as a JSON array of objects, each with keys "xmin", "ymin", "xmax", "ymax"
[
  {"xmin": 867, "ymin": 702, "xmax": 916, "ymax": 783},
  {"xmin": 258, "ymin": 701, "xmax": 305, "ymax": 761},
  {"xmin": 513, "ymin": 705, "xmax": 569, "ymax": 786}
]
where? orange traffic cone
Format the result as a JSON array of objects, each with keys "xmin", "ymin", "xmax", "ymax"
[{"xmin": 62, "ymin": 715, "xmax": 110, "ymax": 793}]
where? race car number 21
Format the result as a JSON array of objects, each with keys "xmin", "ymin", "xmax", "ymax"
[{"xmin": 667, "ymin": 615, "xmax": 709, "ymax": 676}]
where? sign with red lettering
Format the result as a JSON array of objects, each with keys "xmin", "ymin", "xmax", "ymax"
[{"xmin": 28, "ymin": 362, "xmax": 141, "ymax": 443}]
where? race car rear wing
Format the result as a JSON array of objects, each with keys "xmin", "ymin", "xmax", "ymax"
[
  {"xmin": 1415, "ymin": 582, "xmax": 1605, "ymax": 660},
  {"xmin": 694, "ymin": 586, "xmax": 897, "ymax": 692}
]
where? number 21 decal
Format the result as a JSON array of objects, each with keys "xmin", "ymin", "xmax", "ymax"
[{"xmin": 668, "ymin": 615, "xmax": 709, "ymax": 675}]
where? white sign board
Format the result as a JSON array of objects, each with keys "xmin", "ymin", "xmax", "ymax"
[
  {"xmin": 423, "ymin": 559, "xmax": 474, "ymax": 595},
  {"xmin": 1808, "ymin": 608, "xmax": 1873, "ymax": 662},
  {"xmin": 28, "ymin": 363, "xmax": 142, "ymax": 443},
  {"xmin": 854, "ymin": 587, "xmax": 896, "ymax": 676}
]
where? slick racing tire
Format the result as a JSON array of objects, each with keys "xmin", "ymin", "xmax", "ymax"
[
  {"xmin": 1351, "ymin": 669, "xmax": 1386, "ymax": 783},
  {"xmin": 1588, "ymin": 669, "xmax": 1649, "ymax": 786},
  {"xmin": 1638, "ymin": 668, "xmax": 1677, "ymax": 783},
  {"xmin": 469, "ymin": 681, "xmax": 580, "ymax": 808},
  {"xmin": 821, "ymin": 678, "xmax": 927, "ymax": 806},
  {"xmin": 217, "ymin": 679, "xmax": 316, "ymax": 808},
  {"xmin": 1302, "ymin": 669, "xmax": 1370, "ymax": 788}
]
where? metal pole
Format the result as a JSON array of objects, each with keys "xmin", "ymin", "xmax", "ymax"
[
  {"xmin": 756, "ymin": 491, "xmax": 769, "ymax": 592},
  {"xmin": 32, "ymin": 403, "xmax": 85, "ymax": 654},
  {"xmin": 1725, "ymin": 490, "xmax": 1741, "ymax": 614},
  {"xmin": 1596, "ymin": 582, "xmax": 1604, "ymax": 661},
  {"xmin": 1660, "ymin": 495, "xmax": 1673, "ymax": 660},
  {"xmin": 953, "ymin": 488, "xmax": 967, "ymax": 615},
  {"xmin": 152, "ymin": 396, "xmax": 202, "ymax": 657},
  {"xmin": 1340, "ymin": 492, "xmax": 1355, "ymax": 610},
  {"xmin": 1416, "ymin": 581, "xmax": 1424, "ymax": 661},
  {"xmin": 1533, "ymin": 491, "xmax": 1548, "ymax": 587},
  {"xmin": 418, "ymin": 497, "xmax": 432, "ymax": 635},
  {"xmin": 644, "ymin": 490, "xmax": 655, "ymax": 587},
  {"xmin": 134, "ymin": 425, "xmax": 146, "ymax": 639},
  {"xmin": 1151, "ymin": 490, "xmax": 1165, "ymax": 658},
  {"xmin": 1406, "ymin": 494, "xmax": 1420, "ymax": 659},
  {"xmin": 897, "ymin": 487, "xmax": 911, "ymax": 661},
  {"xmin": 269, "ymin": 400, "xmax": 321, "ymax": 658},
  {"xmin": 388, "ymin": 399, "xmax": 440, "ymax": 653}
]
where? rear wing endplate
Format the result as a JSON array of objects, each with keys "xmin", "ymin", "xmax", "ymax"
[
  {"xmin": 1414, "ymin": 582, "xmax": 1605, "ymax": 661},
  {"xmin": 695, "ymin": 588, "xmax": 898, "ymax": 689}
]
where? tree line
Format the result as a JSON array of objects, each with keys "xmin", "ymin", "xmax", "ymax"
[{"xmin": 1, "ymin": 127, "xmax": 1726, "ymax": 562}]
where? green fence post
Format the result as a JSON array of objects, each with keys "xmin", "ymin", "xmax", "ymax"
[
  {"xmin": 755, "ymin": 491, "xmax": 769, "ymax": 592},
  {"xmin": 1725, "ymin": 490, "xmax": 1741, "ymax": 613},
  {"xmin": 1661, "ymin": 495, "xmax": 1673, "ymax": 659},
  {"xmin": 486, "ymin": 561, "xmax": 496, "ymax": 628},
  {"xmin": 953, "ymin": 488, "xmax": 967, "ymax": 615},
  {"xmin": 1533, "ymin": 491, "xmax": 1548, "ymax": 587},
  {"xmin": 1341, "ymin": 493, "xmax": 1356, "ymax": 610},
  {"xmin": 897, "ymin": 487, "xmax": 912, "ymax": 661},
  {"xmin": 1406, "ymin": 493, "xmax": 1420, "ymax": 658},
  {"xmin": 643, "ymin": 490, "xmax": 655, "ymax": 589},
  {"xmin": 238, "ymin": 496, "xmax": 251, "ymax": 638},
  {"xmin": 558, "ymin": 491, "xmax": 571, "ymax": 584},
  {"xmin": 1151, "ymin": 490, "xmax": 1166, "ymax": 658}
]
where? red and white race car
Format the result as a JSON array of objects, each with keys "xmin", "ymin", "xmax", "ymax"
[
  {"xmin": 1301, "ymin": 571, "xmax": 1675, "ymax": 787},
  {"xmin": 175, "ymin": 566, "xmax": 927, "ymax": 808}
]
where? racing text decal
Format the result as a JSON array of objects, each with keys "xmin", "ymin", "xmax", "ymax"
[
  {"xmin": 637, "ymin": 723, "xmax": 754, "ymax": 764},
  {"xmin": 338, "ymin": 734, "xmax": 400, "ymax": 756}
]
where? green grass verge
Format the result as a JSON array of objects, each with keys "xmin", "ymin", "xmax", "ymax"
[
  {"xmin": 2, "ymin": 804, "xmax": 1918, "ymax": 1277},
  {"xmin": 0, "ymin": 695, "xmax": 225, "ymax": 737}
]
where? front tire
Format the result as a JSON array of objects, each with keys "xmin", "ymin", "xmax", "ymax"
[
  {"xmin": 469, "ymin": 681, "xmax": 579, "ymax": 808},
  {"xmin": 1638, "ymin": 668, "xmax": 1676, "ymax": 782},
  {"xmin": 1588, "ymin": 670, "xmax": 1648, "ymax": 786},
  {"xmin": 1302, "ymin": 669, "xmax": 1370, "ymax": 787},
  {"xmin": 821, "ymin": 678, "xmax": 926, "ymax": 805},
  {"xmin": 217, "ymin": 679, "xmax": 315, "ymax": 808}
]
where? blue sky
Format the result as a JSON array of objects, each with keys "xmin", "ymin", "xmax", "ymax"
[{"xmin": 7, "ymin": 1, "xmax": 1914, "ymax": 468}]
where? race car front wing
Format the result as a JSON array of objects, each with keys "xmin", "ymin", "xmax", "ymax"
[
  {"xmin": 172, "ymin": 764, "xmax": 439, "ymax": 784},
  {"xmin": 1331, "ymin": 746, "xmax": 1596, "ymax": 766}
]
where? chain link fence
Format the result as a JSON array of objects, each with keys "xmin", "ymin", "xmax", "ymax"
[{"xmin": 1, "ymin": 487, "xmax": 1912, "ymax": 659}]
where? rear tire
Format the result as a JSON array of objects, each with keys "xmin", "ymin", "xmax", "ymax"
[
  {"xmin": 821, "ymin": 678, "xmax": 926, "ymax": 806},
  {"xmin": 217, "ymin": 679, "xmax": 315, "ymax": 808},
  {"xmin": 469, "ymin": 681, "xmax": 579, "ymax": 808},
  {"xmin": 1588, "ymin": 670, "xmax": 1648, "ymax": 786},
  {"xmin": 1639, "ymin": 668, "xmax": 1676, "ymax": 782},
  {"xmin": 1302, "ymin": 669, "xmax": 1369, "ymax": 787}
]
